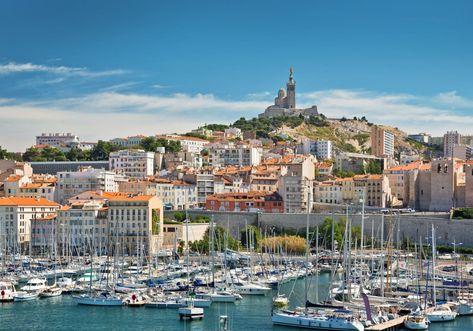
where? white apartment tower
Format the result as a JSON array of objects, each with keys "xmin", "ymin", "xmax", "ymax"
[
  {"xmin": 109, "ymin": 150, "xmax": 155, "ymax": 178},
  {"xmin": 444, "ymin": 131, "xmax": 462, "ymax": 158}
]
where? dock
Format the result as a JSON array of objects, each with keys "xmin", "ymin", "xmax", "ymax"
[{"xmin": 365, "ymin": 316, "xmax": 406, "ymax": 331}]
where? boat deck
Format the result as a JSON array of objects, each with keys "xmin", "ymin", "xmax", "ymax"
[{"xmin": 365, "ymin": 316, "xmax": 406, "ymax": 331}]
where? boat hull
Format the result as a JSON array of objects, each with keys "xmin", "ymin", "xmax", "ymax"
[
  {"xmin": 272, "ymin": 312, "xmax": 364, "ymax": 331},
  {"xmin": 74, "ymin": 296, "xmax": 123, "ymax": 306}
]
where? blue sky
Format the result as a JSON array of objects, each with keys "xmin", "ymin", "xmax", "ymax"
[{"xmin": 1, "ymin": 0, "xmax": 473, "ymax": 151}]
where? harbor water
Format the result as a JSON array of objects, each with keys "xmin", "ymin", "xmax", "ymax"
[{"xmin": 1, "ymin": 273, "xmax": 472, "ymax": 330}]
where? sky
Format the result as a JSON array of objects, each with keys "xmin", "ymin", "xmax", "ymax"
[{"xmin": 1, "ymin": 0, "xmax": 473, "ymax": 151}]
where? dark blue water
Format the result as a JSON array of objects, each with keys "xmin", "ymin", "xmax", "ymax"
[{"xmin": 1, "ymin": 274, "xmax": 472, "ymax": 330}]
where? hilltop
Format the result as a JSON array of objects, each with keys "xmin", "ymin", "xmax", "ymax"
[{"xmin": 200, "ymin": 115, "xmax": 430, "ymax": 158}]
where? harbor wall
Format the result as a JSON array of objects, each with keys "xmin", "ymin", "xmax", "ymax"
[{"xmin": 164, "ymin": 210, "xmax": 473, "ymax": 247}]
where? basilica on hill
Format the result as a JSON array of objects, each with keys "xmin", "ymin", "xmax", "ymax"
[{"xmin": 259, "ymin": 67, "xmax": 319, "ymax": 118}]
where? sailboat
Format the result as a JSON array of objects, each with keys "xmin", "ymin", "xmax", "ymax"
[
  {"xmin": 41, "ymin": 226, "xmax": 63, "ymax": 298},
  {"xmin": 404, "ymin": 311, "xmax": 429, "ymax": 330},
  {"xmin": 73, "ymin": 236, "xmax": 122, "ymax": 306},
  {"xmin": 272, "ymin": 192, "xmax": 365, "ymax": 331},
  {"xmin": 426, "ymin": 225, "xmax": 456, "ymax": 323},
  {"xmin": 178, "ymin": 212, "xmax": 205, "ymax": 320},
  {"xmin": 404, "ymin": 243, "xmax": 430, "ymax": 330}
]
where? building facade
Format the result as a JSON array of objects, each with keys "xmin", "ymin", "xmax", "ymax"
[
  {"xmin": 205, "ymin": 191, "xmax": 283, "ymax": 213},
  {"xmin": 371, "ymin": 126, "xmax": 394, "ymax": 158},
  {"xmin": 109, "ymin": 149, "xmax": 155, "ymax": 178},
  {"xmin": 0, "ymin": 197, "xmax": 59, "ymax": 252},
  {"xmin": 57, "ymin": 167, "xmax": 120, "ymax": 204},
  {"xmin": 443, "ymin": 131, "xmax": 462, "ymax": 158}
]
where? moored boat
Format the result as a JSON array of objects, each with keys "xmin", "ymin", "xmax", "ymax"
[{"xmin": 0, "ymin": 281, "xmax": 16, "ymax": 302}]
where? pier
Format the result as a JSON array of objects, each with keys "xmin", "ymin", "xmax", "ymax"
[{"xmin": 366, "ymin": 316, "xmax": 406, "ymax": 331}]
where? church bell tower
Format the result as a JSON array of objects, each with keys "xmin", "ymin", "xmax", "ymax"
[{"xmin": 286, "ymin": 66, "xmax": 296, "ymax": 109}]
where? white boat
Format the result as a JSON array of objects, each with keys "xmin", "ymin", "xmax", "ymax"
[
  {"xmin": 197, "ymin": 290, "xmax": 242, "ymax": 303},
  {"xmin": 179, "ymin": 297, "xmax": 212, "ymax": 308},
  {"xmin": 404, "ymin": 314, "xmax": 429, "ymax": 330},
  {"xmin": 233, "ymin": 282, "xmax": 271, "ymax": 295},
  {"xmin": 57, "ymin": 277, "xmax": 75, "ymax": 289},
  {"xmin": 271, "ymin": 309, "xmax": 365, "ymax": 331},
  {"xmin": 426, "ymin": 305, "xmax": 457, "ymax": 322},
  {"xmin": 124, "ymin": 293, "xmax": 148, "ymax": 307},
  {"xmin": 0, "ymin": 281, "xmax": 16, "ymax": 302},
  {"xmin": 74, "ymin": 292, "xmax": 123, "ymax": 306},
  {"xmin": 14, "ymin": 291, "xmax": 39, "ymax": 302},
  {"xmin": 21, "ymin": 278, "xmax": 48, "ymax": 292},
  {"xmin": 76, "ymin": 272, "xmax": 98, "ymax": 284},
  {"xmin": 40, "ymin": 287, "xmax": 63, "ymax": 298},
  {"xmin": 457, "ymin": 300, "xmax": 473, "ymax": 315},
  {"xmin": 272, "ymin": 294, "xmax": 289, "ymax": 308},
  {"xmin": 178, "ymin": 300, "xmax": 204, "ymax": 320}
]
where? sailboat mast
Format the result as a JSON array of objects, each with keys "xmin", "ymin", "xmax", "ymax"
[
  {"xmin": 315, "ymin": 226, "xmax": 319, "ymax": 304},
  {"xmin": 304, "ymin": 189, "xmax": 311, "ymax": 314},
  {"xmin": 431, "ymin": 224, "xmax": 437, "ymax": 306}
]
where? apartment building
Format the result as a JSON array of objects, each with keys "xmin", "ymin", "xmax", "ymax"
[
  {"xmin": 110, "ymin": 135, "xmax": 146, "ymax": 148},
  {"xmin": 68, "ymin": 191, "xmax": 164, "ymax": 255},
  {"xmin": 313, "ymin": 180, "xmax": 343, "ymax": 204},
  {"xmin": 57, "ymin": 167, "xmax": 121, "ymax": 204},
  {"xmin": 109, "ymin": 149, "xmax": 155, "ymax": 178},
  {"xmin": 56, "ymin": 201, "xmax": 108, "ymax": 256},
  {"xmin": 119, "ymin": 178, "xmax": 196, "ymax": 211},
  {"xmin": 278, "ymin": 175, "xmax": 313, "ymax": 213},
  {"xmin": 443, "ymin": 131, "xmax": 461, "ymax": 158},
  {"xmin": 371, "ymin": 127, "xmax": 394, "ymax": 158},
  {"xmin": 208, "ymin": 143, "xmax": 262, "ymax": 168},
  {"xmin": 0, "ymin": 197, "xmax": 59, "ymax": 252},
  {"xmin": 36, "ymin": 132, "xmax": 80, "ymax": 151},
  {"xmin": 205, "ymin": 191, "xmax": 283, "ymax": 213},
  {"xmin": 157, "ymin": 135, "xmax": 209, "ymax": 153}
]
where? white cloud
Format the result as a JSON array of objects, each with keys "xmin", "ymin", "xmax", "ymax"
[
  {"xmin": 1, "ymin": 88, "xmax": 472, "ymax": 152},
  {"xmin": 43, "ymin": 91, "xmax": 268, "ymax": 113},
  {"xmin": 0, "ymin": 62, "xmax": 126, "ymax": 77},
  {"xmin": 299, "ymin": 89, "xmax": 473, "ymax": 135},
  {"xmin": 100, "ymin": 82, "xmax": 139, "ymax": 92},
  {"xmin": 151, "ymin": 84, "xmax": 169, "ymax": 89},
  {"xmin": 247, "ymin": 91, "xmax": 272, "ymax": 99},
  {"xmin": 0, "ymin": 92, "xmax": 266, "ymax": 151},
  {"xmin": 433, "ymin": 91, "xmax": 473, "ymax": 109}
]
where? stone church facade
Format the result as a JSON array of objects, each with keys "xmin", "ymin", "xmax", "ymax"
[{"xmin": 259, "ymin": 68, "xmax": 319, "ymax": 118}]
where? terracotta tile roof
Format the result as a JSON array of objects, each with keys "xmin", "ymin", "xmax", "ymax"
[
  {"xmin": 0, "ymin": 197, "xmax": 59, "ymax": 206},
  {"xmin": 76, "ymin": 191, "xmax": 155, "ymax": 202},
  {"xmin": 385, "ymin": 160, "xmax": 425, "ymax": 172},
  {"xmin": 316, "ymin": 162, "xmax": 333, "ymax": 169},
  {"xmin": 4, "ymin": 175, "xmax": 23, "ymax": 182},
  {"xmin": 33, "ymin": 213, "xmax": 57, "ymax": 221}
]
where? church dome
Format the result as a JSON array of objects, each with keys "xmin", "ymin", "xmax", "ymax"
[{"xmin": 278, "ymin": 88, "xmax": 286, "ymax": 98}]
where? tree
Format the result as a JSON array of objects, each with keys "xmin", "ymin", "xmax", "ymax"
[
  {"xmin": 90, "ymin": 140, "xmax": 120, "ymax": 160},
  {"xmin": 152, "ymin": 209, "xmax": 160, "ymax": 235},
  {"xmin": 66, "ymin": 147, "xmax": 90, "ymax": 161},
  {"xmin": 364, "ymin": 160, "xmax": 382, "ymax": 174},
  {"xmin": 0, "ymin": 146, "xmax": 20, "ymax": 161},
  {"xmin": 173, "ymin": 211, "xmax": 186, "ymax": 222},
  {"xmin": 240, "ymin": 225, "xmax": 261, "ymax": 250},
  {"xmin": 320, "ymin": 217, "xmax": 362, "ymax": 249},
  {"xmin": 0, "ymin": 146, "xmax": 8, "ymax": 160},
  {"xmin": 189, "ymin": 225, "xmax": 238, "ymax": 254},
  {"xmin": 140, "ymin": 137, "xmax": 158, "ymax": 152},
  {"xmin": 22, "ymin": 148, "xmax": 43, "ymax": 161}
]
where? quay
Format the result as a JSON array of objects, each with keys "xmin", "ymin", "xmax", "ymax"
[{"xmin": 366, "ymin": 316, "xmax": 405, "ymax": 331}]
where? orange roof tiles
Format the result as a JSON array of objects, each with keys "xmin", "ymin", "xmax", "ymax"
[
  {"xmin": 33, "ymin": 213, "xmax": 57, "ymax": 221},
  {"xmin": 4, "ymin": 175, "xmax": 23, "ymax": 182},
  {"xmin": 0, "ymin": 197, "xmax": 59, "ymax": 206}
]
